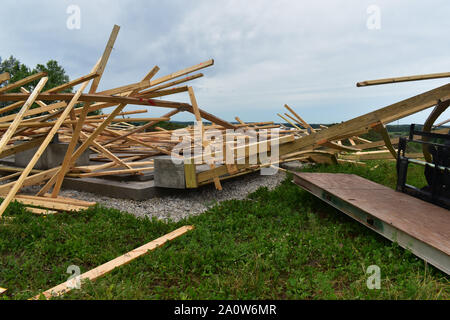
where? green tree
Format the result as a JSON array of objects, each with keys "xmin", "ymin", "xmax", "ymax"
[
  {"xmin": 0, "ymin": 56, "xmax": 72, "ymax": 115},
  {"xmin": 0, "ymin": 56, "xmax": 33, "ymax": 92},
  {"xmin": 33, "ymin": 60, "xmax": 70, "ymax": 93}
]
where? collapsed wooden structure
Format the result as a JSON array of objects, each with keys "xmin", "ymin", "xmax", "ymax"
[{"xmin": 0, "ymin": 24, "xmax": 449, "ymax": 218}]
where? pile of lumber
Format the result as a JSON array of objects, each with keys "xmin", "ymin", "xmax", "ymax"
[
  {"xmin": 0, "ymin": 25, "xmax": 232, "ymax": 215},
  {"xmin": 0, "ymin": 24, "xmax": 449, "ymax": 218}
]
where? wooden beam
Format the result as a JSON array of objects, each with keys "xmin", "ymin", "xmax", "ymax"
[
  {"xmin": 284, "ymin": 104, "xmax": 315, "ymax": 132},
  {"xmin": 371, "ymin": 122, "xmax": 397, "ymax": 159},
  {"xmin": 89, "ymin": 25, "xmax": 120, "ymax": 93},
  {"xmin": 101, "ymin": 109, "xmax": 180, "ymax": 145},
  {"xmin": 188, "ymin": 86, "xmax": 222, "ymax": 190},
  {"xmin": 357, "ymin": 72, "xmax": 450, "ymax": 87},
  {"xmin": 18, "ymin": 194, "xmax": 95, "ymax": 207},
  {"xmin": 0, "ymin": 74, "xmax": 92, "ymax": 217},
  {"xmin": 0, "ymin": 136, "xmax": 46, "ymax": 160},
  {"xmin": 0, "ymin": 92, "xmax": 188, "ymax": 109},
  {"xmin": 0, "ymin": 77, "xmax": 48, "ymax": 155},
  {"xmin": 354, "ymin": 137, "xmax": 399, "ymax": 150},
  {"xmin": 434, "ymin": 118, "xmax": 450, "ymax": 128},
  {"xmin": 78, "ymin": 167, "xmax": 153, "ymax": 177},
  {"xmin": 25, "ymin": 207, "xmax": 58, "ymax": 215},
  {"xmin": 137, "ymin": 73, "xmax": 203, "ymax": 95},
  {"xmin": 38, "ymin": 62, "xmax": 156, "ymax": 196},
  {"xmin": 13, "ymin": 197, "xmax": 87, "ymax": 212},
  {"xmin": 0, "ymin": 72, "xmax": 47, "ymax": 94},
  {"xmin": 46, "ymin": 72, "xmax": 99, "ymax": 93},
  {"xmin": 98, "ymin": 60, "xmax": 213, "ymax": 96},
  {"xmin": 32, "ymin": 226, "xmax": 194, "ymax": 300},
  {"xmin": 201, "ymin": 84, "xmax": 450, "ymax": 180},
  {"xmin": 0, "ymin": 72, "xmax": 10, "ymax": 84},
  {"xmin": 277, "ymin": 83, "xmax": 450, "ymax": 157},
  {"xmin": 0, "ymin": 167, "xmax": 60, "ymax": 195},
  {"xmin": 277, "ymin": 113, "xmax": 302, "ymax": 130},
  {"xmin": 0, "ymin": 101, "xmax": 66, "ymax": 123}
]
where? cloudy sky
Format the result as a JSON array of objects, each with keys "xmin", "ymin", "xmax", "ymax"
[{"xmin": 1, "ymin": 0, "xmax": 449, "ymax": 124}]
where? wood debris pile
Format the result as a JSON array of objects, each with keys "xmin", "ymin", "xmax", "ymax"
[{"xmin": 0, "ymin": 24, "xmax": 449, "ymax": 217}]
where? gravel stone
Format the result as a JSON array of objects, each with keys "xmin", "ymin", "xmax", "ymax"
[{"xmin": 58, "ymin": 171, "xmax": 287, "ymax": 222}]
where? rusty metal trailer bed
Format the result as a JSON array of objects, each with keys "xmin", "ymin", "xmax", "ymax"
[{"xmin": 293, "ymin": 172, "xmax": 450, "ymax": 275}]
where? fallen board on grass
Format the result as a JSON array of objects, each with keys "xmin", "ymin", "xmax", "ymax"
[{"xmin": 32, "ymin": 225, "xmax": 194, "ymax": 299}]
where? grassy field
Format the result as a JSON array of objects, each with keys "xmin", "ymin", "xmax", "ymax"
[{"xmin": 0, "ymin": 160, "xmax": 448, "ymax": 300}]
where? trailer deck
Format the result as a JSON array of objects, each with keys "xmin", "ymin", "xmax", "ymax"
[{"xmin": 293, "ymin": 172, "xmax": 450, "ymax": 275}]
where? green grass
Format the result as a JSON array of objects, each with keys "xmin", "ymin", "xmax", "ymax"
[{"xmin": 0, "ymin": 161, "xmax": 448, "ymax": 300}]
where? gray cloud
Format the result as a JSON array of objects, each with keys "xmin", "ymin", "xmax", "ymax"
[{"xmin": 1, "ymin": 0, "xmax": 449, "ymax": 124}]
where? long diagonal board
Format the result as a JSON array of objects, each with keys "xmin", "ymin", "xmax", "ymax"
[
  {"xmin": 32, "ymin": 225, "xmax": 194, "ymax": 299},
  {"xmin": 293, "ymin": 172, "xmax": 450, "ymax": 275}
]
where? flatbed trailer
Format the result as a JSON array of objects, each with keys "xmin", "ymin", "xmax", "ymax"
[{"xmin": 293, "ymin": 172, "xmax": 450, "ymax": 275}]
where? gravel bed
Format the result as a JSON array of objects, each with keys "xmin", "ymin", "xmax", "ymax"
[{"xmin": 58, "ymin": 171, "xmax": 287, "ymax": 222}]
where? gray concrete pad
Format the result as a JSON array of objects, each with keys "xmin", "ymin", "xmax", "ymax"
[{"xmin": 63, "ymin": 176, "xmax": 157, "ymax": 200}]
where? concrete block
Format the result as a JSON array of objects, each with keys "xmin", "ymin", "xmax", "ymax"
[
  {"xmin": 15, "ymin": 141, "xmax": 90, "ymax": 170},
  {"xmin": 153, "ymin": 155, "xmax": 186, "ymax": 189}
]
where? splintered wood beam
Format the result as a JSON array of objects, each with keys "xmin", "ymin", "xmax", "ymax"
[
  {"xmin": 0, "ymin": 72, "xmax": 47, "ymax": 94},
  {"xmin": 0, "ymin": 72, "xmax": 10, "ymax": 84},
  {"xmin": 357, "ymin": 72, "xmax": 450, "ymax": 87},
  {"xmin": 89, "ymin": 25, "xmax": 120, "ymax": 93},
  {"xmin": 32, "ymin": 226, "xmax": 194, "ymax": 300},
  {"xmin": 0, "ymin": 77, "xmax": 48, "ymax": 155}
]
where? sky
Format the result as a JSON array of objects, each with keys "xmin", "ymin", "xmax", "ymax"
[{"xmin": 1, "ymin": 0, "xmax": 449, "ymax": 124}]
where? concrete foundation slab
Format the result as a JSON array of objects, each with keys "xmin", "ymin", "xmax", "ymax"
[{"xmin": 63, "ymin": 177, "xmax": 157, "ymax": 200}]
